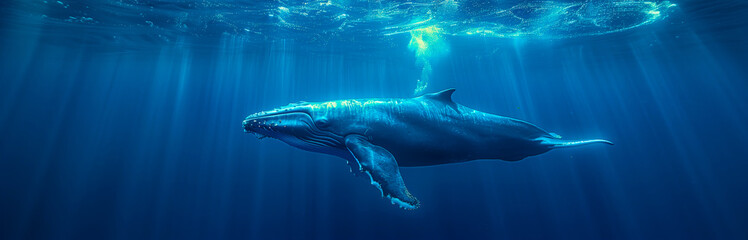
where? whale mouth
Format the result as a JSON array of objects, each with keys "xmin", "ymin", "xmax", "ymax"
[
  {"xmin": 242, "ymin": 112, "xmax": 296, "ymax": 139},
  {"xmin": 243, "ymin": 110, "xmax": 344, "ymax": 149},
  {"xmin": 243, "ymin": 102, "xmax": 314, "ymax": 134},
  {"xmin": 243, "ymin": 118, "xmax": 277, "ymax": 140}
]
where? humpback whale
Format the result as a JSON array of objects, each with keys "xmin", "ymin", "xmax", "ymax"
[{"xmin": 243, "ymin": 89, "xmax": 612, "ymax": 209}]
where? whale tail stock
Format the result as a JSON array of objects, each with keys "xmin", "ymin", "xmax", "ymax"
[{"xmin": 539, "ymin": 137, "xmax": 614, "ymax": 149}]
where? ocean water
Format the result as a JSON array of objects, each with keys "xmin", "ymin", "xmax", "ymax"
[{"xmin": 1, "ymin": 0, "xmax": 747, "ymax": 239}]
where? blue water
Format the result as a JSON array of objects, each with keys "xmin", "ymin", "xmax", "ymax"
[{"xmin": 1, "ymin": 0, "xmax": 747, "ymax": 239}]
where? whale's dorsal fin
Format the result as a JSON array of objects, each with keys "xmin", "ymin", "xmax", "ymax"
[
  {"xmin": 423, "ymin": 88, "xmax": 459, "ymax": 112},
  {"xmin": 425, "ymin": 88, "xmax": 456, "ymax": 103}
]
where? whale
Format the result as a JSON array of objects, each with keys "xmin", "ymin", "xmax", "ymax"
[{"xmin": 243, "ymin": 89, "xmax": 612, "ymax": 209}]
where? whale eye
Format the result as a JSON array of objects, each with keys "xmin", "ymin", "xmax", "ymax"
[{"xmin": 315, "ymin": 118, "xmax": 329, "ymax": 127}]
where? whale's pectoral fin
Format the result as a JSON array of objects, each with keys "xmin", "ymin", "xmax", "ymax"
[
  {"xmin": 344, "ymin": 135, "xmax": 420, "ymax": 209},
  {"xmin": 538, "ymin": 137, "xmax": 614, "ymax": 148}
]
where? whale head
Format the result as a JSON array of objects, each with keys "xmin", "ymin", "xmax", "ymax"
[{"xmin": 243, "ymin": 102, "xmax": 346, "ymax": 155}]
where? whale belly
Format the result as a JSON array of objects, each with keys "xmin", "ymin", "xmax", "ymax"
[{"xmin": 368, "ymin": 127, "xmax": 480, "ymax": 166}]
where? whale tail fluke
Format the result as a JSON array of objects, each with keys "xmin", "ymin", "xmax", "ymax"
[{"xmin": 540, "ymin": 138, "xmax": 614, "ymax": 148}]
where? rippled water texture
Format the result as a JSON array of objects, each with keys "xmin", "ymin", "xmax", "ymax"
[
  {"xmin": 2, "ymin": 0, "xmax": 679, "ymax": 94},
  {"xmin": 4, "ymin": 0, "xmax": 675, "ymax": 44}
]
